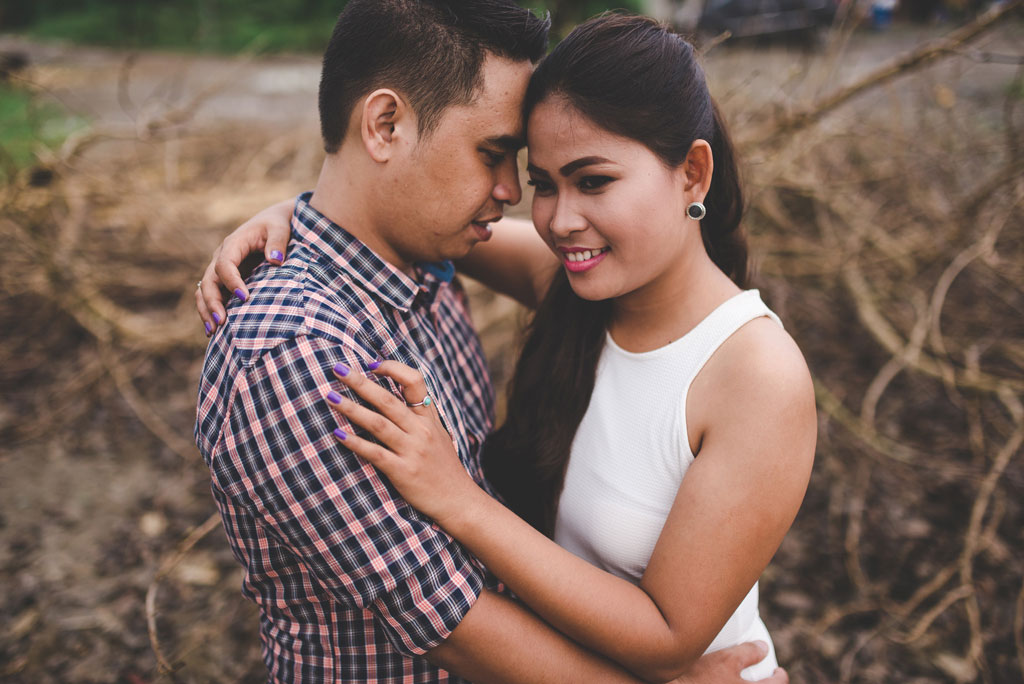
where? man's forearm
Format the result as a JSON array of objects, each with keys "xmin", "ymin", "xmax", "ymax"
[{"xmin": 427, "ymin": 589, "xmax": 645, "ymax": 684}]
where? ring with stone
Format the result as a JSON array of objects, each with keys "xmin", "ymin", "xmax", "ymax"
[{"xmin": 408, "ymin": 395, "xmax": 432, "ymax": 408}]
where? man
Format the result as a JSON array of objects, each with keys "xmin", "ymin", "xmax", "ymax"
[{"xmin": 196, "ymin": 2, "xmax": 784, "ymax": 682}]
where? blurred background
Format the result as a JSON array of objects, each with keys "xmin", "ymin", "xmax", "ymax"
[{"xmin": 1, "ymin": 1, "xmax": 1022, "ymax": 682}]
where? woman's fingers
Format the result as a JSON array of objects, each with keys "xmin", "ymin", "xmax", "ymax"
[
  {"xmin": 197, "ymin": 199, "xmax": 295, "ymax": 332},
  {"xmin": 330, "ymin": 425, "xmax": 400, "ymax": 472},
  {"xmin": 331, "ymin": 362, "xmax": 421, "ymax": 432},
  {"xmin": 369, "ymin": 361, "xmax": 438, "ymax": 420},
  {"xmin": 214, "ymin": 239, "xmax": 252, "ymax": 304},
  {"xmin": 326, "ymin": 389, "xmax": 407, "ymax": 451},
  {"xmin": 196, "ymin": 284, "xmax": 213, "ymax": 337},
  {"xmin": 264, "ymin": 219, "xmax": 290, "ymax": 266},
  {"xmin": 198, "ymin": 251, "xmax": 227, "ymax": 332}
]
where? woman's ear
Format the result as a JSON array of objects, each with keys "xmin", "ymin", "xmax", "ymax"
[
  {"xmin": 683, "ymin": 139, "xmax": 714, "ymax": 200},
  {"xmin": 360, "ymin": 88, "xmax": 415, "ymax": 162}
]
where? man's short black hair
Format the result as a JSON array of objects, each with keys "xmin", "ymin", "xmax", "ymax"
[{"xmin": 318, "ymin": 0, "xmax": 550, "ymax": 153}]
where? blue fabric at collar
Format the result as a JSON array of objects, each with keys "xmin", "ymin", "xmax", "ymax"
[{"xmin": 417, "ymin": 260, "xmax": 456, "ymax": 283}]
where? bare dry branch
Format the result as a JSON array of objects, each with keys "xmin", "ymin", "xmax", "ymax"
[
  {"xmin": 746, "ymin": 0, "xmax": 1023, "ymax": 145},
  {"xmin": 891, "ymin": 585, "xmax": 975, "ymax": 644},
  {"xmin": 146, "ymin": 513, "xmax": 223, "ymax": 678}
]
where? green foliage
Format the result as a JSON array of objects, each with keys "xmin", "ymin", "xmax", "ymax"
[
  {"xmin": 7, "ymin": 0, "xmax": 346, "ymax": 54},
  {"xmin": 3, "ymin": 1, "xmax": 645, "ymax": 53},
  {"xmin": 0, "ymin": 84, "xmax": 86, "ymax": 182},
  {"xmin": 1007, "ymin": 74, "xmax": 1024, "ymax": 101}
]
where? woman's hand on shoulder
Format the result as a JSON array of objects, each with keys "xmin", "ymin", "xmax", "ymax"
[
  {"xmin": 196, "ymin": 198, "xmax": 294, "ymax": 335},
  {"xmin": 325, "ymin": 360, "xmax": 482, "ymax": 527}
]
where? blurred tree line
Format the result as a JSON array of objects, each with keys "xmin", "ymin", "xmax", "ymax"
[{"xmin": 0, "ymin": 0, "xmax": 642, "ymax": 53}]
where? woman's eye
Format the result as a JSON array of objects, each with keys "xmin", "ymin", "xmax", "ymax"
[
  {"xmin": 579, "ymin": 176, "xmax": 613, "ymax": 191},
  {"xmin": 526, "ymin": 179, "xmax": 554, "ymax": 195}
]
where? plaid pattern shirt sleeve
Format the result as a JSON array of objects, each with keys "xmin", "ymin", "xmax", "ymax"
[{"xmin": 213, "ymin": 332, "xmax": 484, "ymax": 656}]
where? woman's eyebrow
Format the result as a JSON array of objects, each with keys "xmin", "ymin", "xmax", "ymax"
[
  {"xmin": 559, "ymin": 156, "xmax": 612, "ymax": 176},
  {"xmin": 526, "ymin": 163, "xmax": 551, "ymax": 177},
  {"xmin": 526, "ymin": 156, "xmax": 613, "ymax": 179}
]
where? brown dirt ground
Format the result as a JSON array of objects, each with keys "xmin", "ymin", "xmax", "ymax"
[{"xmin": 1, "ymin": 14, "xmax": 1022, "ymax": 684}]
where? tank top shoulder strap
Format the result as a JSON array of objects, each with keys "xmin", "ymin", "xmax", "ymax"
[
  {"xmin": 675, "ymin": 290, "xmax": 782, "ymax": 461},
  {"xmin": 682, "ymin": 289, "xmax": 783, "ymax": 391}
]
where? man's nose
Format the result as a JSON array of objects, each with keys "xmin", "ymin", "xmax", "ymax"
[{"xmin": 493, "ymin": 157, "xmax": 522, "ymax": 206}]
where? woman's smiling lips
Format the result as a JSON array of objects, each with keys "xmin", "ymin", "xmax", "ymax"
[{"xmin": 560, "ymin": 246, "xmax": 609, "ymax": 273}]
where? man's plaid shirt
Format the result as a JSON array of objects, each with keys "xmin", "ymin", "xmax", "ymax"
[{"xmin": 196, "ymin": 193, "xmax": 498, "ymax": 683}]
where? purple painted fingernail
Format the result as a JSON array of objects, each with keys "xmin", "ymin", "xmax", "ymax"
[
  {"xmin": 204, "ymin": 321, "xmax": 212, "ymax": 335},
  {"xmin": 271, "ymin": 250, "xmax": 284, "ymax": 262},
  {"xmin": 333, "ymin": 428, "xmax": 347, "ymax": 441},
  {"xmin": 327, "ymin": 391, "xmax": 343, "ymax": 405},
  {"xmin": 367, "ymin": 360, "xmax": 382, "ymax": 371},
  {"xmin": 234, "ymin": 288, "xmax": 247, "ymax": 302},
  {"xmin": 212, "ymin": 312, "xmax": 221, "ymax": 324},
  {"xmin": 334, "ymin": 363, "xmax": 349, "ymax": 377}
]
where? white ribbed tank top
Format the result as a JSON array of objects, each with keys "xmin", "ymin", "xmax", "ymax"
[{"xmin": 553, "ymin": 290, "xmax": 782, "ymax": 681}]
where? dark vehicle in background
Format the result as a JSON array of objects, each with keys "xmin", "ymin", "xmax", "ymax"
[{"xmin": 699, "ymin": 0, "xmax": 839, "ymax": 39}]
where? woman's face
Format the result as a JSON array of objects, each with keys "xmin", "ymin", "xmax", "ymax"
[{"xmin": 526, "ymin": 97, "xmax": 698, "ymax": 304}]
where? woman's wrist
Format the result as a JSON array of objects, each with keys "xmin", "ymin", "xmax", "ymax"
[{"xmin": 434, "ymin": 477, "xmax": 492, "ymax": 539}]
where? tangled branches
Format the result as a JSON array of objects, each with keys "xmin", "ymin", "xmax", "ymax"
[
  {"xmin": 0, "ymin": 8, "xmax": 1021, "ymax": 682},
  {"xmin": 0, "ymin": 57, "xmax": 325, "ymax": 679},
  {"xmin": 736, "ymin": 8, "xmax": 1024, "ymax": 682}
]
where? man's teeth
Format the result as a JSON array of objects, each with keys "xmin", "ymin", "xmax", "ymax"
[{"xmin": 566, "ymin": 248, "xmax": 606, "ymax": 262}]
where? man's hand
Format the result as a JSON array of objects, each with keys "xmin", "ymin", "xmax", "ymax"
[
  {"xmin": 196, "ymin": 198, "xmax": 293, "ymax": 336},
  {"xmin": 672, "ymin": 642, "xmax": 787, "ymax": 684}
]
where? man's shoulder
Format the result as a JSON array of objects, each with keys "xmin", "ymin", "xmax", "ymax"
[
  {"xmin": 223, "ymin": 253, "xmax": 387, "ymax": 365},
  {"xmin": 195, "ymin": 253, "xmax": 388, "ymax": 458}
]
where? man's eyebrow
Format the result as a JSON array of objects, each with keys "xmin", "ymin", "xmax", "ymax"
[
  {"xmin": 559, "ymin": 156, "xmax": 612, "ymax": 177},
  {"xmin": 484, "ymin": 135, "xmax": 525, "ymax": 152}
]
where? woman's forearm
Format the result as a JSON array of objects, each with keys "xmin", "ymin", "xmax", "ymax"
[
  {"xmin": 454, "ymin": 217, "xmax": 558, "ymax": 309},
  {"xmin": 325, "ymin": 361, "xmax": 749, "ymax": 681},
  {"xmin": 444, "ymin": 488, "xmax": 707, "ymax": 682}
]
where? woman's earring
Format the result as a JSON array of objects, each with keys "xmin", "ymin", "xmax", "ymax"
[{"xmin": 686, "ymin": 201, "xmax": 706, "ymax": 221}]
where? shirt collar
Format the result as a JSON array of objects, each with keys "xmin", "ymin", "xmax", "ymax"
[{"xmin": 292, "ymin": 192, "xmax": 454, "ymax": 312}]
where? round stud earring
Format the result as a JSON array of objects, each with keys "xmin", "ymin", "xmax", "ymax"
[{"xmin": 686, "ymin": 201, "xmax": 706, "ymax": 221}]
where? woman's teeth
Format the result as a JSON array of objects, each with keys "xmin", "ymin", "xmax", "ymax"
[{"xmin": 566, "ymin": 248, "xmax": 607, "ymax": 262}]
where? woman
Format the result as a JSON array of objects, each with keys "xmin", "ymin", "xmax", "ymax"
[{"xmin": 200, "ymin": 15, "xmax": 815, "ymax": 682}]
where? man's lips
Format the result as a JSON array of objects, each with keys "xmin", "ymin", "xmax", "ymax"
[{"xmin": 471, "ymin": 218, "xmax": 499, "ymax": 241}]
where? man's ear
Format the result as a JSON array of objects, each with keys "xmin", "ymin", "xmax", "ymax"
[
  {"xmin": 682, "ymin": 139, "xmax": 714, "ymax": 200},
  {"xmin": 360, "ymin": 89, "xmax": 415, "ymax": 163}
]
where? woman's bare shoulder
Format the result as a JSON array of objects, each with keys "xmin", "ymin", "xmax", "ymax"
[{"xmin": 690, "ymin": 314, "xmax": 815, "ymax": 452}]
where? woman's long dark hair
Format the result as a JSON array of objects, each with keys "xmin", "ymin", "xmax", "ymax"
[{"xmin": 483, "ymin": 13, "xmax": 749, "ymax": 536}]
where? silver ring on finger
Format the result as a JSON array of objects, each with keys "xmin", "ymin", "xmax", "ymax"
[{"xmin": 408, "ymin": 395, "xmax": 432, "ymax": 408}]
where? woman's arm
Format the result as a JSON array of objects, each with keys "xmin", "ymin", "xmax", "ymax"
[
  {"xmin": 325, "ymin": 323, "xmax": 815, "ymax": 682},
  {"xmin": 453, "ymin": 216, "xmax": 559, "ymax": 309},
  {"xmin": 196, "ymin": 209, "xmax": 557, "ymax": 334}
]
